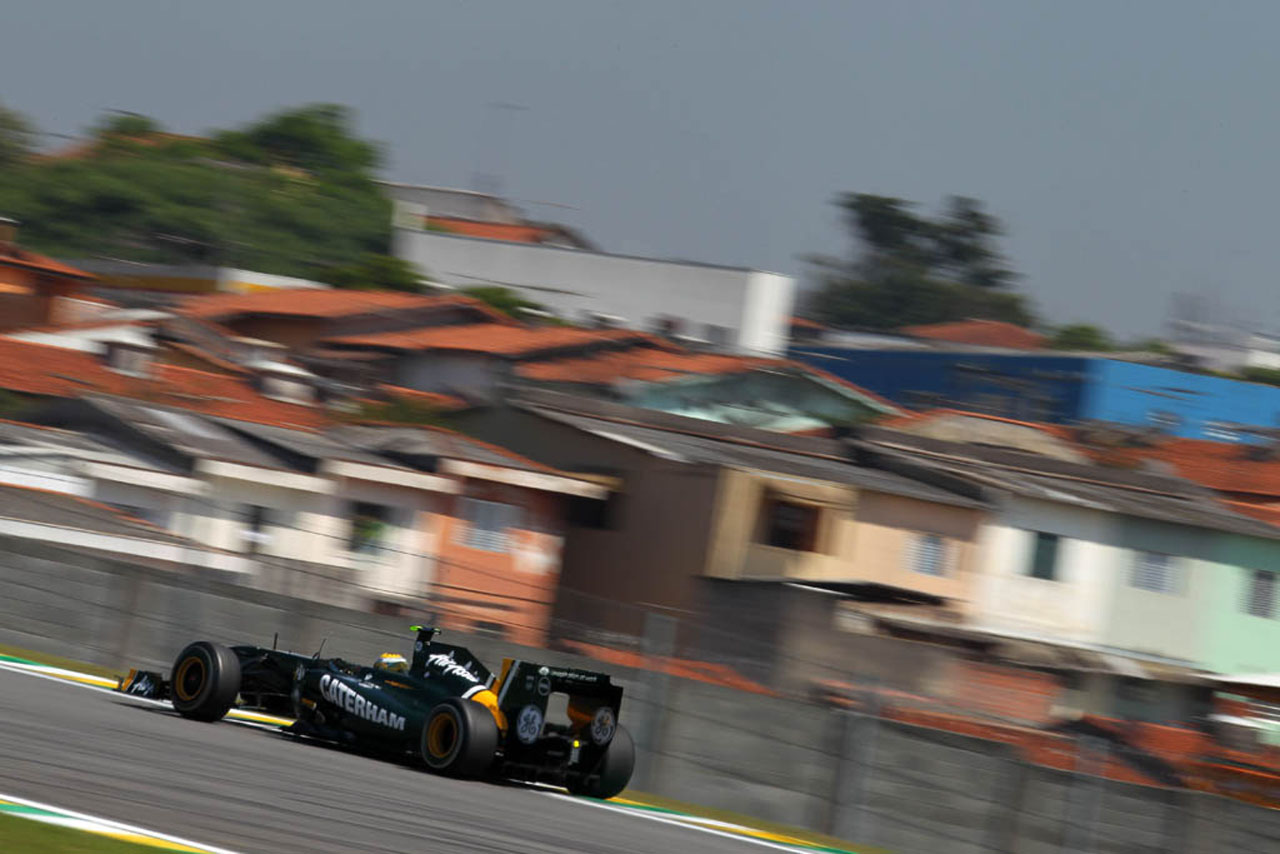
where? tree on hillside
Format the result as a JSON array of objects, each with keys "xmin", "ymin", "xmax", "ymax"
[
  {"xmin": 461, "ymin": 285, "xmax": 545, "ymax": 318},
  {"xmin": 93, "ymin": 111, "xmax": 162, "ymax": 140},
  {"xmin": 808, "ymin": 193, "xmax": 1033, "ymax": 330},
  {"xmin": 212, "ymin": 104, "xmax": 380, "ymax": 176},
  {"xmin": 0, "ymin": 104, "xmax": 393, "ymax": 282},
  {"xmin": 0, "ymin": 102, "xmax": 35, "ymax": 167},
  {"xmin": 324, "ymin": 253, "xmax": 424, "ymax": 292},
  {"xmin": 1050, "ymin": 323, "xmax": 1114, "ymax": 351}
]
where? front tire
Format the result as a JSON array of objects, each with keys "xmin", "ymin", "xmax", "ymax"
[
  {"xmin": 421, "ymin": 698, "xmax": 499, "ymax": 778},
  {"xmin": 569, "ymin": 724, "xmax": 634, "ymax": 799},
  {"xmin": 170, "ymin": 641, "xmax": 241, "ymax": 722}
]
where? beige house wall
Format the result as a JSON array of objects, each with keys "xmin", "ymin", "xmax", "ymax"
[
  {"xmin": 847, "ymin": 492, "xmax": 983, "ymax": 601},
  {"xmin": 704, "ymin": 468, "xmax": 984, "ymax": 600}
]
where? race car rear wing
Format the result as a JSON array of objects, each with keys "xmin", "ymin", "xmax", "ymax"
[{"xmin": 493, "ymin": 658, "xmax": 624, "ymax": 746}]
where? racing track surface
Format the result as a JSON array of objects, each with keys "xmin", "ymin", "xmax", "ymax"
[{"xmin": 0, "ymin": 667, "xmax": 761, "ymax": 854}]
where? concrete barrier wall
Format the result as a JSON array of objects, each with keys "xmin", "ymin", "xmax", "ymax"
[{"xmin": 1, "ymin": 538, "xmax": 1277, "ymax": 854}]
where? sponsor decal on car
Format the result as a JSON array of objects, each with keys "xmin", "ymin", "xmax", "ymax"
[
  {"xmin": 515, "ymin": 704, "xmax": 544, "ymax": 745},
  {"xmin": 426, "ymin": 652, "xmax": 480, "ymax": 683},
  {"xmin": 318, "ymin": 673, "xmax": 405, "ymax": 731},
  {"xmin": 590, "ymin": 706, "xmax": 616, "ymax": 745}
]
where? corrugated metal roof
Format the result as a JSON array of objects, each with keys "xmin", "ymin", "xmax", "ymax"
[
  {"xmin": 523, "ymin": 406, "xmax": 986, "ymax": 508},
  {"xmin": 912, "ymin": 456, "xmax": 1280, "ymax": 539},
  {"xmin": 214, "ymin": 418, "xmax": 392, "ymax": 467},
  {"xmin": 0, "ymin": 483, "xmax": 188, "ymax": 544},
  {"xmin": 327, "ymin": 425, "xmax": 554, "ymax": 474},
  {"xmin": 90, "ymin": 397, "xmax": 284, "ymax": 469}
]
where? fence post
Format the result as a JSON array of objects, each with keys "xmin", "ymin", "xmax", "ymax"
[
  {"xmin": 984, "ymin": 752, "xmax": 1029, "ymax": 854},
  {"xmin": 830, "ymin": 680, "xmax": 882, "ymax": 844},
  {"xmin": 107, "ymin": 564, "xmax": 145, "ymax": 670},
  {"xmin": 633, "ymin": 611, "xmax": 676, "ymax": 792},
  {"xmin": 1061, "ymin": 735, "xmax": 1108, "ymax": 854}
]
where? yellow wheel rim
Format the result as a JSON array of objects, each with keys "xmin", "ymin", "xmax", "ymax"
[
  {"xmin": 173, "ymin": 656, "xmax": 206, "ymax": 702},
  {"xmin": 427, "ymin": 712, "xmax": 458, "ymax": 759}
]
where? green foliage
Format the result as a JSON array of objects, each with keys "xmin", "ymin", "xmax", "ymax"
[
  {"xmin": 323, "ymin": 254, "xmax": 424, "ymax": 292},
  {"xmin": 211, "ymin": 104, "xmax": 380, "ymax": 176},
  {"xmin": 348, "ymin": 396, "xmax": 447, "ymax": 427},
  {"xmin": 1241, "ymin": 367, "xmax": 1280, "ymax": 387},
  {"xmin": 1124, "ymin": 338, "xmax": 1172, "ymax": 355},
  {"xmin": 809, "ymin": 192, "xmax": 1032, "ymax": 330},
  {"xmin": 1050, "ymin": 323, "xmax": 1114, "ymax": 351},
  {"xmin": 93, "ymin": 112, "xmax": 162, "ymax": 140},
  {"xmin": 461, "ymin": 285, "xmax": 544, "ymax": 318},
  {"xmin": 0, "ymin": 101, "xmax": 35, "ymax": 168},
  {"xmin": 0, "ymin": 104, "xmax": 392, "ymax": 282}
]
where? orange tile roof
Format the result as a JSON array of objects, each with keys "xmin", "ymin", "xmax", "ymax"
[
  {"xmin": 180, "ymin": 290, "xmax": 513, "ymax": 324},
  {"xmin": 517, "ymin": 348, "xmax": 767, "ymax": 383},
  {"xmin": 0, "ymin": 337, "xmax": 328, "ymax": 430},
  {"xmin": 515, "ymin": 348, "xmax": 901, "ymax": 412},
  {"xmin": 160, "ymin": 340, "xmax": 249, "ymax": 375},
  {"xmin": 376, "ymin": 384, "xmax": 469, "ymax": 412},
  {"xmin": 899, "ymin": 319, "xmax": 1046, "ymax": 350},
  {"xmin": 427, "ymin": 216, "xmax": 553, "ymax": 244},
  {"xmin": 1088, "ymin": 437, "xmax": 1280, "ymax": 499},
  {"xmin": 1225, "ymin": 501, "xmax": 1280, "ymax": 527},
  {"xmin": 0, "ymin": 245, "xmax": 94, "ymax": 281},
  {"xmin": 328, "ymin": 323, "xmax": 656, "ymax": 358},
  {"xmin": 880, "ymin": 407, "xmax": 1078, "ymax": 442}
]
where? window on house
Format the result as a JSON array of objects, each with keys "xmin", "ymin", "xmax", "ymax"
[
  {"xmin": 109, "ymin": 502, "xmax": 169, "ymax": 530},
  {"xmin": 458, "ymin": 498, "xmax": 520, "ymax": 553},
  {"xmin": 910, "ymin": 533, "xmax": 949, "ymax": 577},
  {"xmin": 348, "ymin": 502, "xmax": 394, "ymax": 555},
  {"xmin": 1131, "ymin": 551, "xmax": 1178, "ymax": 593},
  {"xmin": 1246, "ymin": 570, "xmax": 1276, "ymax": 618},
  {"xmin": 758, "ymin": 496, "xmax": 821, "ymax": 552},
  {"xmin": 1027, "ymin": 532, "xmax": 1060, "ymax": 581},
  {"xmin": 567, "ymin": 493, "xmax": 618, "ymax": 530}
]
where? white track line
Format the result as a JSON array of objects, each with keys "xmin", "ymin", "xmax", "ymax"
[
  {"xmin": 542, "ymin": 793, "xmax": 835, "ymax": 853},
  {"xmin": 0, "ymin": 791, "xmax": 248, "ymax": 854}
]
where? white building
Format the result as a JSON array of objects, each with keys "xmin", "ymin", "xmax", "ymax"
[{"xmin": 393, "ymin": 218, "xmax": 795, "ymax": 356}]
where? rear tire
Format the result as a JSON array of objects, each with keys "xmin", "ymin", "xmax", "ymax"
[
  {"xmin": 569, "ymin": 724, "xmax": 634, "ymax": 799},
  {"xmin": 170, "ymin": 641, "xmax": 241, "ymax": 722},
  {"xmin": 421, "ymin": 698, "xmax": 499, "ymax": 778}
]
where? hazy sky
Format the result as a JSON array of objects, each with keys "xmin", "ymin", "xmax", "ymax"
[{"xmin": 5, "ymin": 1, "xmax": 1280, "ymax": 337}]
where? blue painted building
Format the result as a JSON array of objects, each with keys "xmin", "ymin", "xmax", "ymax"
[{"xmin": 788, "ymin": 348, "xmax": 1280, "ymax": 439}]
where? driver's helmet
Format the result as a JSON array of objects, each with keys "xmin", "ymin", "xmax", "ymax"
[{"xmin": 375, "ymin": 653, "xmax": 408, "ymax": 674}]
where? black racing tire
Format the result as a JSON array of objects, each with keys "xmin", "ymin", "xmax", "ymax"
[
  {"xmin": 569, "ymin": 724, "xmax": 635, "ymax": 799},
  {"xmin": 170, "ymin": 641, "xmax": 241, "ymax": 722},
  {"xmin": 421, "ymin": 698, "xmax": 500, "ymax": 778}
]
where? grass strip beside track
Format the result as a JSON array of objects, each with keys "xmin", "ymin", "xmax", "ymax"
[
  {"xmin": 0, "ymin": 813, "xmax": 171, "ymax": 854},
  {"xmin": 0, "ymin": 643, "xmax": 123, "ymax": 680}
]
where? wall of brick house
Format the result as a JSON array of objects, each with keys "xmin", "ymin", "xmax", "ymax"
[
  {"xmin": 220, "ymin": 316, "xmax": 327, "ymax": 351},
  {"xmin": 431, "ymin": 479, "xmax": 566, "ymax": 647},
  {"xmin": 0, "ymin": 268, "xmax": 87, "ymax": 329}
]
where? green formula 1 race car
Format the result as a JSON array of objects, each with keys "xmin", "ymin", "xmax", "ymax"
[{"xmin": 118, "ymin": 627, "xmax": 633, "ymax": 798}]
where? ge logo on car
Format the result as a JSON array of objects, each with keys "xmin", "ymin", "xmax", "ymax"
[
  {"xmin": 515, "ymin": 704, "xmax": 544, "ymax": 745},
  {"xmin": 590, "ymin": 706, "xmax": 616, "ymax": 745}
]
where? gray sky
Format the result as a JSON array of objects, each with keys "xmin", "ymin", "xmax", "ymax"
[{"xmin": 5, "ymin": 0, "xmax": 1280, "ymax": 337}]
